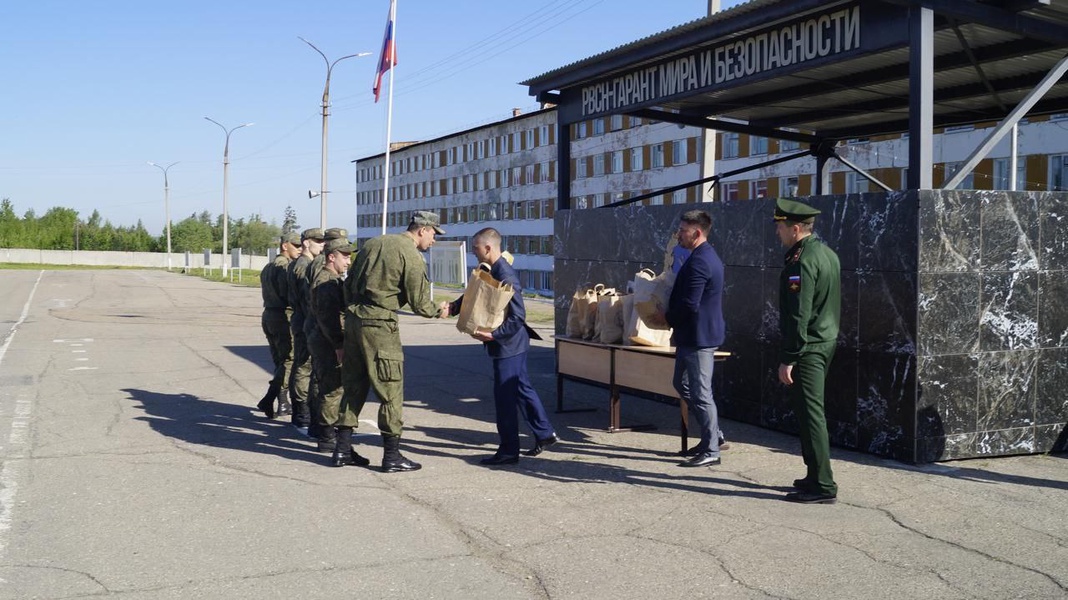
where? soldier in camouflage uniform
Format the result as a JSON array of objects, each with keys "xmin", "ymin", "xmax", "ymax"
[
  {"xmin": 257, "ymin": 232, "xmax": 302, "ymax": 419},
  {"xmin": 774, "ymin": 198, "xmax": 841, "ymax": 505},
  {"xmin": 286, "ymin": 227, "xmax": 325, "ymax": 433},
  {"xmin": 337, "ymin": 212, "xmax": 448, "ymax": 473},
  {"xmin": 309, "ymin": 238, "xmax": 370, "ymax": 466},
  {"xmin": 303, "ymin": 227, "xmax": 348, "ymax": 443}
]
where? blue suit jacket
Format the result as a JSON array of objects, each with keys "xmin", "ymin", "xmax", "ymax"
[
  {"xmin": 666, "ymin": 241, "xmax": 725, "ymax": 349},
  {"xmin": 450, "ymin": 256, "xmax": 532, "ymax": 359}
]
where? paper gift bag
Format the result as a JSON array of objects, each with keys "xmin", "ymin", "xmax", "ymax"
[
  {"xmin": 582, "ymin": 285, "xmax": 616, "ymax": 340},
  {"xmin": 595, "ymin": 291, "xmax": 624, "ymax": 344},
  {"xmin": 627, "ymin": 298, "xmax": 673, "ymax": 347},
  {"xmin": 566, "ymin": 284, "xmax": 596, "ymax": 338},
  {"xmin": 633, "ymin": 270, "xmax": 675, "ymax": 329},
  {"xmin": 455, "ymin": 265, "xmax": 514, "ymax": 335}
]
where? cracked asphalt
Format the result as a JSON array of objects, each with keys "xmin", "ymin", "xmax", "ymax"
[{"xmin": 0, "ymin": 269, "xmax": 1065, "ymax": 599}]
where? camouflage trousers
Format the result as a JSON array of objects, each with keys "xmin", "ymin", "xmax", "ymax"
[
  {"xmin": 308, "ymin": 328, "xmax": 343, "ymax": 429},
  {"xmin": 339, "ymin": 315, "xmax": 406, "ymax": 436},
  {"xmin": 288, "ymin": 312, "xmax": 312, "ymax": 402}
]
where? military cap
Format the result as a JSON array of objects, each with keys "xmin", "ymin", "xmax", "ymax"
[
  {"xmin": 301, "ymin": 227, "xmax": 325, "ymax": 242},
  {"xmin": 281, "ymin": 231, "xmax": 301, "ymax": 245},
  {"xmin": 411, "ymin": 210, "xmax": 445, "ymax": 235},
  {"xmin": 324, "ymin": 227, "xmax": 348, "ymax": 240},
  {"xmin": 324, "ymin": 238, "xmax": 354, "ymax": 255},
  {"xmin": 773, "ymin": 198, "xmax": 821, "ymax": 224}
]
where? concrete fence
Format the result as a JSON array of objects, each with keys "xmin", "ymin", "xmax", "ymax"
[{"xmin": 0, "ymin": 248, "xmax": 271, "ymax": 271}]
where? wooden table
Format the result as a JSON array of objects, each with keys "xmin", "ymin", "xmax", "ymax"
[{"xmin": 555, "ymin": 337, "xmax": 730, "ymax": 452}]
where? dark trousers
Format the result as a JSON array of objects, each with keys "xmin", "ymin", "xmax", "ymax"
[
  {"xmin": 790, "ymin": 342, "xmax": 838, "ymax": 495},
  {"xmin": 493, "ymin": 353, "xmax": 554, "ymax": 456}
]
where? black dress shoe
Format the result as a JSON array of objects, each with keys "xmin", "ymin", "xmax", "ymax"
[
  {"xmin": 381, "ymin": 457, "xmax": 422, "ymax": 473},
  {"xmin": 256, "ymin": 397, "xmax": 275, "ymax": 419},
  {"xmin": 679, "ymin": 444, "xmax": 709, "ymax": 457},
  {"xmin": 784, "ymin": 491, "xmax": 837, "ymax": 504},
  {"xmin": 793, "ymin": 478, "xmax": 816, "ymax": 490},
  {"xmin": 677, "ymin": 453, "xmax": 721, "ymax": 467},
  {"xmin": 480, "ymin": 454, "xmax": 520, "ymax": 465},
  {"xmin": 523, "ymin": 433, "xmax": 558, "ymax": 456}
]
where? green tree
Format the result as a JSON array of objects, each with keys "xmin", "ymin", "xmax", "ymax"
[
  {"xmin": 282, "ymin": 206, "xmax": 298, "ymax": 234},
  {"xmin": 170, "ymin": 215, "xmax": 214, "ymax": 253}
]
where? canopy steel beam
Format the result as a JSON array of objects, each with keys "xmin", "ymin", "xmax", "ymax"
[
  {"xmin": 877, "ymin": 0, "xmax": 1068, "ymax": 45},
  {"xmin": 943, "ymin": 52, "xmax": 1068, "ymax": 189},
  {"xmin": 628, "ymin": 108, "xmax": 821, "ymax": 145}
]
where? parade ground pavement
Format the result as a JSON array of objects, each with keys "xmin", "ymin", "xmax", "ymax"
[{"xmin": 0, "ymin": 269, "xmax": 1065, "ymax": 599}]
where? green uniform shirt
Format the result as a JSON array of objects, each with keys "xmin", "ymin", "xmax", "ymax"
[
  {"xmin": 287, "ymin": 254, "xmax": 314, "ymax": 318},
  {"xmin": 344, "ymin": 233, "xmax": 437, "ymax": 320},
  {"xmin": 310, "ymin": 266, "xmax": 346, "ymax": 350},
  {"xmin": 779, "ymin": 234, "xmax": 841, "ymax": 364},
  {"xmin": 261, "ymin": 254, "xmax": 291, "ymax": 310}
]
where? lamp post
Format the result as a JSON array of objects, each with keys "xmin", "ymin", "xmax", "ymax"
[
  {"xmin": 299, "ymin": 37, "xmax": 369, "ymax": 229},
  {"xmin": 204, "ymin": 117, "xmax": 253, "ymax": 277},
  {"xmin": 148, "ymin": 161, "xmax": 179, "ymax": 270}
]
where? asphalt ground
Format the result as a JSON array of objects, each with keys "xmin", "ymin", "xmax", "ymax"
[{"xmin": 0, "ymin": 269, "xmax": 1065, "ymax": 599}]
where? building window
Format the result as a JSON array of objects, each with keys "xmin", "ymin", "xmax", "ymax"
[
  {"xmin": 721, "ymin": 182, "xmax": 739, "ymax": 201},
  {"xmin": 576, "ymin": 159, "xmax": 587, "ymax": 178},
  {"xmin": 593, "ymin": 154, "xmax": 605, "ymax": 176},
  {"xmin": 526, "ymin": 129, "xmax": 534, "ymax": 149},
  {"xmin": 512, "ymin": 166, "xmax": 522, "ymax": 185},
  {"xmin": 846, "ymin": 171, "xmax": 870, "ymax": 193},
  {"xmin": 672, "ymin": 189, "xmax": 687, "ymax": 204},
  {"xmin": 943, "ymin": 162, "xmax": 974, "ymax": 189},
  {"xmin": 780, "ymin": 138, "xmax": 800, "ymax": 152},
  {"xmin": 651, "ymin": 144, "xmax": 665, "ymax": 168},
  {"xmin": 610, "ymin": 115, "xmax": 623, "ymax": 131},
  {"xmin": 722, "ymin": 133, "xmax": 739, "ymax": 159},
  {"xmin": 1050, "ymin": 154, "xmax": 1068, "ymax": 191},
  {"xmin": 577, "ymin": 122, "xmax": 587, "ymax": 139},
  {"xmin": 629, "ymin": 116, "xmax": 642, "ymax": 127},
  {"xmin": 511, "ymin": 132, "xmax": 521, "ymax": 152},
  {"xmin": 612, "ymin": 151, "xmax": 623, "ymax": 174},
  {"xmin": 540, "ymin": 161, "xmax": 550, "ymax": 183},
  {"xmin": 650, "ymin": 193, "xmax": 664, "ymax": 206},
  {"xmin": 540, "ymin": 125, "xmax": 549, "ymax": 146},
  {"xmin": 593, "ymin": 119, "xmax": 605, "ymax": 135},
  {"xmin": 751, "ymin": 136, "xmax": 768, "ymax": 156},
  {"xmin": 672, "ymin": 140, "xmax": 687, "ymax": 165},
  {"xmin": 993, "ymin": 157, "xmax": 1026, "ymax": 191},
  {"xmin": 780, "ymin": 176, "xmax": 799, "ymax": 197},
  {"xmin": 631, "ymin": 147, "xmax": 643, "ymax": 171},
  {"xmin": 750, "ymin": 179, "xmax": 768, "ymax": 199},
  {"xmin": 525, "ymin": 164, "xmax": 535, "ymax": 184}
]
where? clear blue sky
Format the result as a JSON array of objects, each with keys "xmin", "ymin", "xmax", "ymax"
[{"xmin": 1, "ymin": 0, "xmax": 741, "ymax": 236}]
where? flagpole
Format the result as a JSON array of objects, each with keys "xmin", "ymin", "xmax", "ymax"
[{"xmin": 380, "ymin": 0, "xmax": 397, "ymax": 235}]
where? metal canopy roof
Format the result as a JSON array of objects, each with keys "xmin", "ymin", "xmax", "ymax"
[{"xmin": 524, "ymin": 0, "xmax": 1068, "ymax": 141}]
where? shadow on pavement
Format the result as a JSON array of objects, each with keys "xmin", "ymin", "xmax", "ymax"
[
  {"xmin": 123, "ymin": 388, "xmax": 323, "ymax": 465},
  {"xmin": 223, "ymin": 344, "xmax": 273, "ymax": 374}
]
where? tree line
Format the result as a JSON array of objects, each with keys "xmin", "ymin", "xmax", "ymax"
[{"xmin": 0, "ymin": 199, "xmax": 299, "ymax": 256}]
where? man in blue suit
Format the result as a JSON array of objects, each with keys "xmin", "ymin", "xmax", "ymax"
[
  {"xmin": 666, "ymin": 210, "xmax": 725, "ymax": 468},
  {"xmin": 448, "ymin": 227, "xmax": 557, "ymax": 465}
]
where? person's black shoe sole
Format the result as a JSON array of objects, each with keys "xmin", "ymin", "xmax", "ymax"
[
  {"xmin": 784, "ymin": 491, "xmax": 837, "ymax": 504},
  {"xmin": 481, "ymin": 454, "xmax": 520, "ymax": 465},
  {"xmin": 523, "ymin": 434, "xmax": 558, "ymax": 457}
]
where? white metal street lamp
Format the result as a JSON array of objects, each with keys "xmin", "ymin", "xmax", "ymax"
[
  {"xmin": 148, "ymin": 161, "xmax": 179, "ymax": 270},
  {"xmin": 299, "ymin": 36, "xmax": 369, "ymax": 229},
  {"xmin": 204, "ymin": 117, "xmax": 253, "ymax": 277}
]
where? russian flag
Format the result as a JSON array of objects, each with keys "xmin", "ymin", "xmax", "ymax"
[{"xmin": 373, "ymin": 0, "xmax": 397, "ymax": 103}]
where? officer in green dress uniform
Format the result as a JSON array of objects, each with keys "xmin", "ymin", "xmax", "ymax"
[
  {"xmin": 257, "ymin": 232, "xmax": 301, "ymax": 419},
  {"xmin": 286, "ymin": 228, "xmax": 325, "ymax": 433},
  {"xmin": 336, "ymin": 212, "xmax": 448, "ymax": 472},
  {"xmin": 774, "ymin": 198, "xmax": 841, "ymax": 504}
]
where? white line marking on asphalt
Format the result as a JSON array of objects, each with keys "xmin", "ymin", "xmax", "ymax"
[
  {"xmin": 52, "ymin": 339, "xmax": 94, "ymax": 343},
  {"xmin": 75, "ymin": 358, "xmax": 89, "ymax": 362},
  {"xmin": 0, "ymin": 271, "xmax": 44, "ymax": 564},
  {"xmin": 68, "ymin": 367, "xmax": 98, "ymax": 371},
  {"xmin": 72, "ymin": 350, "xmax": 87, "ymax": 354}
]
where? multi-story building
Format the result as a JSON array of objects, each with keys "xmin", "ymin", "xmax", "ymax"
[{"xmin": 356, "ymin": 108, "xmax": 1068, "ymax": 297}]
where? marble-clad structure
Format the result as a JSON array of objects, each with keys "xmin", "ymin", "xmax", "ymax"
[{"xmin": 554, "ymin": 191, "xmax": 1068, "ymax": 462}]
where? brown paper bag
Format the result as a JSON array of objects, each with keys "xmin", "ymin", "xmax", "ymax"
[
  {"xmin": 456, "ymin": 265, "xmax": 514, "ymax": 335},
  {"xmin": 595, "ymin": 291, "xmax": 624, "ymax": 344},
  {"xmin": 566, "ymin": 284, "xmax": 595, "ymax": 338}
]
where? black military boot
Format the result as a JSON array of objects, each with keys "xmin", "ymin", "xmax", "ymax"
[
  {"xmin": 331, "ymin": 426, "xmax": 370, "ymax": 467},
  {"xmin": 275, "ymin": 388, "xmax": 292, "ymax": 418},
  {"xmin": 381, "ymin": 435, "xmax": 421, "ymax": 473},
  {"xmin": 257, "ymin": 383, "xmax": 279, "ymax": 419},
  {"xmin": 317, "ymin": 426, "xmax": 337, "ymax": 453}
]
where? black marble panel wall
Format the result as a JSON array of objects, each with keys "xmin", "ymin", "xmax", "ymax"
[{"xmin": 555, "ymin": 190, "xmax": 1068, "ymax": 462}]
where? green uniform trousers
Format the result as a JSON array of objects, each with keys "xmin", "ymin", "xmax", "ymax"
[
  {"xmin": 339, "ymin": 315, "xmax": 406, "ymax": 436},
  {"xmin": 288, "ymin": 312, "xmax": 312, "ymax": 402},
  {"xmin": 790, "ymin": 341, "xmax": 838, "ymax": 496},
  {"xmin": 308, "ymin": 329, "xmax": 342, "ymax": 428},
  {"xmin": 261, "ymin": 308, "xmax": 292, "ymax": 389}
]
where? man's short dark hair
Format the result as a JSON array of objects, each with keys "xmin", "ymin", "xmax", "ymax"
[
  {"xmin": 473, "ymin": 227, "xmax": 502, "ymax": 248},
  {"xmin": 680, "ymin": 210, "xmax": 712, "ymax": 236}
]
